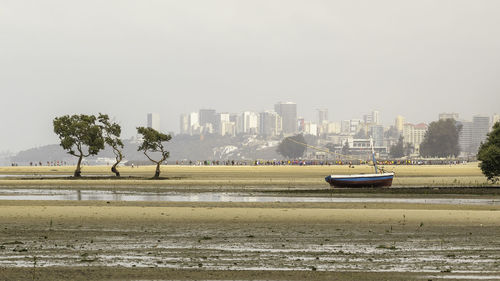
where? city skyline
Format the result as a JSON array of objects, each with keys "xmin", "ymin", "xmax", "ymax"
[{"xmin": 2, "ymin": 1, "xmax": 500, "ymax": 152}]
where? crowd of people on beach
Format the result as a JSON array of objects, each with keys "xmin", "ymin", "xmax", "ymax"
[{"xmin": 14, "ymin": 159, "xmax": 468, "ymax": 167}]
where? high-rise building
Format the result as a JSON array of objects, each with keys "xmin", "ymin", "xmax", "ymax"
[
  {"xmin": 147, "ymin": 113, "xmax": 160, "ymax": 131},
  {"xmin": 239, "ymin": 111, "xmax": 259, "ymax": 135},
  {"xmin": 472, "ymin": 115, "xmax": 490, "ymax": 153},
  {"xmin": 215, "ymin": 113, "xmax": 230, "ymax": 135},
  {"xmin": 274, "ymin": 102, "xmax": 297, "ymax": 135},
  {"xmin": 303, "ymin": 122, "xmax": 318, "ymax": 136},
  {"xmin": 403, "ymin": 123, "xmax": 428, "ymax": 154},
  {"xmin": 259, "ymin": 111, "xmax": 282, "ymax": 137},
  {"xmin": 180, "ymin": 112, "xmax": 200, "ymax": 135},
  {"xmin": 458, "ymin": 120, "xmax": 473, "ymax": 155},
  {"xmin": 439, "ymin": 112, "xmax": 459, "ymax": 121},
  {"xmin": 341, "ymin": 120, "xmax": 351, "ymax": 134},
  {"xmin": 370, "ymin": 125, "xmax": 384, "ymax": 147},
  {"xmin": 395, "ymin": 115, "xmax": 405, "ymax": 133},
  {"xmin": 318, "ymin": 109, "xmax": 328, "ymax": 125},
  {"xmin": 364, "ymin": 110, "xmax": 380, "ymax": 125},
  {"xmin": 179, "ymin": 114, "xmax": 189, "ymax": 135},
  {"xmin": 199, "ymin": 109, "xmax": 216, "ymax": 126}
]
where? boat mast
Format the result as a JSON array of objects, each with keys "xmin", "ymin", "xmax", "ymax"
[{"xmin": 370, "ymin": 137, "xmax": 378, "ymax": 174}]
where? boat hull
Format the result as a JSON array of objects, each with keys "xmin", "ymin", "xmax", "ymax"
[{"xmin": 325, "ymin": 173, "xmax": 394, "ymax": 188}]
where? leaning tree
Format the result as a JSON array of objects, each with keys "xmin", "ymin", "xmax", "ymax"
[
  {"xmin": 53, "ymin": 114, "xmax": 104, "ymax": 177},
  {"xmin": 477, "ymin": 122, "xmax": 500, "ymax": 183},
  {"xmin": 98, "ymin": 113, "xmax": 124, "ymax": 177},
  {"xmin": 277, "ymin": 134, "xmax": 307, "ymax": 159},
  {"xmin": 136, "ymin": 127, "xmax": 172, "ymax": 178}
]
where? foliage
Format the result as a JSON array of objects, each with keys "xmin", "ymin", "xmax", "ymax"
[
  {"xmin": 384, "ymin": 126, "xmax": 400, "ymax": 139},
  {"xmin": 341, "ymin": 140, "xmax": 350, "ymax": 155},
  {"xmin": 53, "ymin": 114, "xmax": 104, "ymax": 177},
  {"xmin": 98, "ymin": 113, "xmax": 124, "ymax": 176},
  {"xmin": 477, "ymin": 122, "xmax": 500, "ymax": 183},
  {"xmin": 276, "ymin": 134, "xmax": 307, "ymax": 159},
  {"xmin": 390, "ymin": 136, "xmax": 405, "ymax": 158},
  {"xmin": 420, "ymin": 119, "xmax": 461, "ymax": 158},
  {"xmin": 390, "ymin": 136, "xmax": 414, "ymax": 158},
  {"xmin": 136, "ymin": 127, "xmax": 172, "ymax": 178}
]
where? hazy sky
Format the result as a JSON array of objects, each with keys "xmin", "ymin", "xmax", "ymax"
[{"xmin": 1, "ymin": 0, "xmax": 500, "ymax": 152}]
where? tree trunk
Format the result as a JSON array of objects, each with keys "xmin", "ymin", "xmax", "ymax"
[
  {"xmin": 74, "ymin": 155, "xmax": 82, "ymax": 177},
  {"xmin": 154, "ymin": 163, "xmax": 161, "ymax": 178},
  {"xmin": 111, "ymin": 163, "xmax": 120, "ymax": 177}
]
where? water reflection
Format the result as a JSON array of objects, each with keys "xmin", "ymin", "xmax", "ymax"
[{"xmin": 0, "ymin": 189, "xmax": 499, "ymax": 205}]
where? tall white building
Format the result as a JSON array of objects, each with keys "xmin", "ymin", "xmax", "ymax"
[
  {"xmin": 239, "ymin": 111, "xmax": 259, "ymax": 134},
  {"xmin": 147, "ymin": 113, "xmax": 160, "ymax": 131},
  {"xmin": 403, "ymin": 123, "xmax": 428, "ymax": 154},
  {"xmin": 259, "ymin": 111, "xmax": 282, "ymax": 137},
  {"xmin": 395, "ymin": 115, "xmax": 405, "ymax": 133}
]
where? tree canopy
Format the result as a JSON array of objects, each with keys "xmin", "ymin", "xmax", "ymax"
[
  {"xmin": 277, "ymin": 134, "xmax": 307, "ymax": 159},
  {"xmin": 98, "ymin": 113, "xmax": 124, "ymax": 176},
  {"xmin": 477, "ymin": 122, "xmax": 500, "ymax": 183},
  {"xmin": 420, "ymin": 119, "xmax": 461, "ymax": 158},
  {"xmin": 137, "ymin": 127, "xmax": 172, "ymax": 178},
  {"xmin": 53, "ymin": 114, "xmax": 104, "ymax": 177}
]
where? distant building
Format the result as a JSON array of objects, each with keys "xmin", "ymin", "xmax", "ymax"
[
  {"xmin": 403, "ymin": 123, "xmax": 428, "ymax": 154},
  {"xmin": 239, "ymin": 111, "xmax": 259, "ymax": 135},
  {"xmin": 199, "ymin": 109, "xmax": 216, "ymax": 127},
  {"xmin": 458, "ymin": 120, "xmax": 473, "ymax": 156},
  {"xmin": 147, "ymin": 113, "xmax": 160, "ymax": 131},
  {"xmin": 215, "ymin": 113, "xmax": 230, "ymax": 135},
  {"xmin": 472, "ymin": 115, "xmax": 490, "ymax": 153},
  {"xmin": 370, "ymin": 125, "xmax": 384, "ymax": 147},
  {"xmin": 274, "ymin": 102, "xmax": 297, "ymax": 135},
  {"xmin": 492, "ymin": 114, "xmax": 500, "ymax": 128},
  {"xmin": 326, "ymin": 122, "xmax": 341, "ymax": 134},
  {"xmin": 341, "ymin": 120, "xmax": 351, "ymax": 134},
  {"xmin": 318, "ymin": 108, "xmax": 328, "ymax": 125},
  {"xmin": 179, "ymin": 114, "xmax": 189, "ymax": 135},
  {"xmin": 395, "ymin": 115, "xmax": 405, "ymax": 133},
  {"xmin": 297, "ymin": 117, "xmax": 305, "ymax": 133},
  {"xmin": 363, "ymin": 110, "xmax": 380, "ymax": 125},
  {"xmin": 303, "ymin": 122, "xmax": 318, "ymax": 136},
  {"xmin": 439, "ymin": 112, "xmax": 459, "ymax": 121},
  {"xmin": 259, "ymin": 111, "xmax": 282, "ymax": 137}
]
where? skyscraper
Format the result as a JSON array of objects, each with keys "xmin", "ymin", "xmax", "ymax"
[
  {"xmin": 364, "ymin": 110, "xmax": 380, "ymax": 125},
  {"xmin": 274, "ymin": 102, "xmax": 297, "ymax": 135},
  {"xmin": 259, "ymin": 111, "xmax": 282, "ymax": 137},
  {"xmin": 147, "ymin": 113, "xmax": 160, "ymax": 131},
  {"xmin": 472, "ymin": 115, "xmax": 490, "ymax": 153},
  {"xmin": 395, "ymin": 115, "xmax": 405, "ymax": 133},
  {"xmin": 318, "ymin": 108, "xmax": 328, "ymax": 124},
  {"xmin": 199, "ymin": 109, "xmax": 216, "ymax": 126}
]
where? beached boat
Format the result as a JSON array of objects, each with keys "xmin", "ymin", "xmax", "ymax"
[
  {"xmin": 325, "ymin": 172, "xmax": 394, "ymax": 188},
  {"xmin": 325, "ymin": 138, "xmax": 394, "ymax": 188}
]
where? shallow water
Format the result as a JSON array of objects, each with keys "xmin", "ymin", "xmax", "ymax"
[{"xmin": 0, "ymin": 188, "xmax": 499, "ymax": 205}]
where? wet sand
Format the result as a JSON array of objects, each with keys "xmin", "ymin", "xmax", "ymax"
[
  {"xmin": 1, "ymin": 200, "xmax": 500, "ymax": 280},
  {"xmin": 1, "ymin": 165, "xmax": 499, "ymax": 280}
]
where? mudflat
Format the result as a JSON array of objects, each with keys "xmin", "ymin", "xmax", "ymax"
[
  {"xmin": 1, "ymin": 200, "xmax": 500, "ymax": 280},
  {"xmin": 1, "ymin": 164, "xmax": 499, "ymax": 280}
]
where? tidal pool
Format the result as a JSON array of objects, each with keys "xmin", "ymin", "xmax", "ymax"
[{"xmin": 0, "ymin": 188, "xmax": 499, "ymax": 205}]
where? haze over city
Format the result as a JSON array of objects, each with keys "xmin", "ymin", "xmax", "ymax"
[{"xmin": 2, "ymin": 0, "xmax": 500, "ymax": 152}]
